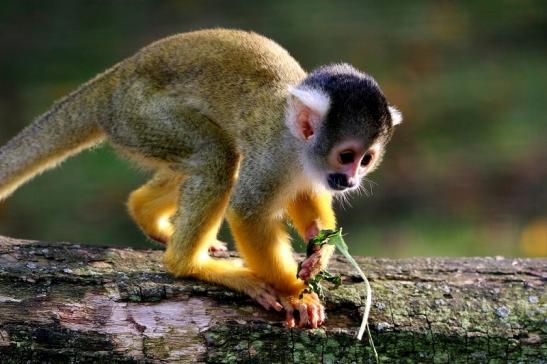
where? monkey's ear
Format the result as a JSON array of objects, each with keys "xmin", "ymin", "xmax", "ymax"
[
  {"xmin": 389, "ymin": 106, "xmax": 403, "ymax": 126},
  {"xmin": 286, "ymin": 87, "xmax": 330, "ymax": 141}
]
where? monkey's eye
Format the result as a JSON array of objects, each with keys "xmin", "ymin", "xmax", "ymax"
[
  {"xmin": 338, "ymin": 150, "xmax": 355, "ymax": 165},
  {"xmin": 361, "ymin": 153, "xmax": 373, "ymax": 167}
]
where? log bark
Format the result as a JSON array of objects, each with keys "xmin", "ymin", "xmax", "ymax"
[{"xmin": 0, "ymin": 236, "xmax": 544, "ymax": 363}]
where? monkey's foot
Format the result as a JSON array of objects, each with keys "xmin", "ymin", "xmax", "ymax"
[
  {"xmin": 298, "ymin": 250, "xmax": 323, "ymax": 281},
  {"xmin": 163, "ymin": 251, "xmax": 282, "ymax": 311},
  {"xmin": 246, "ymin": 281, "xmax": 284, "ymax": 312},
  {"xmin": 280, "ymin": 291, "xmax": 325, "ymax": 328},
  {"xmin": 208, "ymin": 240, "xmax": 228, "ymax": 256}
]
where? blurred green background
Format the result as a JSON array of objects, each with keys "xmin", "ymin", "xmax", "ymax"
[{"xmin": 0, "ymin": 1, "xmax": 546, "ymax": 257}]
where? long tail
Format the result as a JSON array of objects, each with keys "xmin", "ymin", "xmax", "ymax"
[{"xmin": 0, "ymin": 68, "xmax": 117, "ymax": 201}]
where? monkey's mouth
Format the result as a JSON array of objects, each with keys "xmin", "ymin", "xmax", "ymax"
[{"xmin": 327, "ymin": 173, "xmax": 355, "ymax": 191}]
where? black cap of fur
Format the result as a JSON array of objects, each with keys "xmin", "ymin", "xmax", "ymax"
[{"xmin": 300, "ymin": 63, "xmax": 394, "ymax": 159}]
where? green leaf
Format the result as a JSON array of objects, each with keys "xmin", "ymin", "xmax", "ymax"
[
  {"xmin": 300, "ymin": 269, "xmax": 341, "ymax": 299},
  {"xmin": 306, "ymin": 229, "xmax": 339, "ymax": 256},
  {"xmin": 304, "ymin": 228, "xmax": 378, "ymax": 362}
]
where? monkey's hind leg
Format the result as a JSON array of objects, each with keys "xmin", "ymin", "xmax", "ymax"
[
  {"xmin": 128, "ymin": 172, "xmax": 228, "ymax": 254},
  {"xmin": 127, "ymin": 172, "xmax": 180, "ymax": 244}
]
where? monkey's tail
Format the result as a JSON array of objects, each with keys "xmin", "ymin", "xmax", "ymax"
[{"xmin": 0, "ymin": 68, "xmax": 117, "ymax": 201}]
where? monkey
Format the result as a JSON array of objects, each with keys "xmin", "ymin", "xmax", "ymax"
[{"xmin": 0, "ymin": 29, "xmax": 402, "ymax": 328}]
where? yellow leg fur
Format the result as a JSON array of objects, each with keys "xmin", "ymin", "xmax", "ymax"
[
  {"xmin": 140, "ymin": 171, "xmax": 330, "ymax": 326},
  {"xmin": 127, "ymin": 174, "xmax": 180, "ymax": 244},
  {"xmin": 162, "ymin": 171, "xmax": 284, "ymax": 312},
  {"xmin": 287, "ymin": 191, "xmax": 336, "ymax": 239},
  {"xmin": 287, "ymin": 191, "xmax": 337, "ymax": 283},
  {"xmin": 228, "ymin": 211, "xmax": 326, "ymax": 327},
  {"xmin": 228, "ymin": 212, "xmax": 306, "ymax": 295}
]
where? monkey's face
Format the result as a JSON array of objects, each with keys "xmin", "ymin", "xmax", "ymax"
[
  {"xmin": 323, "ymin": 139, "xmax": 382, "ymax": 191},
  {"xmin": 294, "ymin": 107, "xmax": 393, "ymax": 193},
  {"xmin": 287, "ymin": 63, "xmax": 402, "ymax": 193},
  {"xmin": 305, "ymin": 131, "xmax": 388, "ymax": 193}
]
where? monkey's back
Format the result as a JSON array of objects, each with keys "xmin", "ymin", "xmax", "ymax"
[
  {"xmin": 120, "ymin": 29, "xmax": 306, "ymax": 132},
  {"xmin": 139, "ymin": 29, "xmax": 304, "ymax": 87}
]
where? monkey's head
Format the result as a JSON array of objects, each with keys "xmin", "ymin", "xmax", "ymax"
[{"xmin": 286, "ymin": 63, "xmax": 402, "ymax": 193}]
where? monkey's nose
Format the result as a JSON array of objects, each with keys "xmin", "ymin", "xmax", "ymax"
[{"xmin": 327, "ymin": 173, "xmax": 354, "ymax": 190}]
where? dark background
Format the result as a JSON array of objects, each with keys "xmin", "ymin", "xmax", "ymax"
[{"xmin": 0, "ymin": 1, "xmax": 546, "ymax": 257}]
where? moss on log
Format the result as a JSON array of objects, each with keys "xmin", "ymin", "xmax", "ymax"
[{"xmin": 0, "ymin": 236, "xmax": 545, "ymax": 363}]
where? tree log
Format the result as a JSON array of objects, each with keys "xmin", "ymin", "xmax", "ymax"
[{"xmin": 0, "ymin": 236, "xmax": 544, "ymax": 363}]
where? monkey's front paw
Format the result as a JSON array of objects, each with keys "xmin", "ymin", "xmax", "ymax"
[
  {"xmin": 280, "ymin": 292, "xmax": 325, "ymax": 329},
  {"xmin": 298, "ymin": 250, "xmax": 323, "ymax": 281}
]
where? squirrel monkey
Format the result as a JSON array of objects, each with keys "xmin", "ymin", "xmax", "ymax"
[{"xmin": 0, "ymin": 29, "xmax": 402, "ymax": 328}]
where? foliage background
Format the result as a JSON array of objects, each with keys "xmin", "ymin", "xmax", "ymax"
[{"xmin": 0, "ymin": 1, "xmax": 546, "ymax": 257}]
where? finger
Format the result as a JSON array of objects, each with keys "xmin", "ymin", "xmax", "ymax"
[
  {"xmin": 308, "ymin": 304, "xmax": 318, "ymax": 328},
  {"xmin": 302, "ymin": 253, "xmax": 321, "ymax": 269},
  {"xmin": 286, "ymin": 315, "xmax": 295, "ymax": 328},
  {"xmin": 285, "ymin": 309, "xmax": 295, "ymax": 328},
  {"xmin": 301, "ymin": 258, "xmax": 313, "ymax": 269},
  {"xmin": 263, "ymin": 293, "xmax": 283, "ymax": 311},
  {"xmin": 265, "ymin": 285, "xmax": 277, "ymax": 295},
  {"xmin": 279, "ymin": 296, "xmax": 295, "ymax": 326},
  {"xmin": 260, "ymin": 282, "xmax": 278, "ymax": 298},
  {"xmin": 274, "ymin": 303, "xmax": 283, "ymax": 311},
  {"xmin": 298, "ymin": 304, "xmax": 309, "ymax": 328},
  {"xmin": 258, "ymin": 294, "xmax": 273, "ymax": 310},
  {"xmin": 256, "ymin": 296, "xmax": 271, "ymax": 310},
  {"xmin": 298, "ymin": 268, "xmax": 310, "ymax": 280},
  {"xmin": 318, "ymin": 305, "xmax": 326, "ymax": 326}
]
